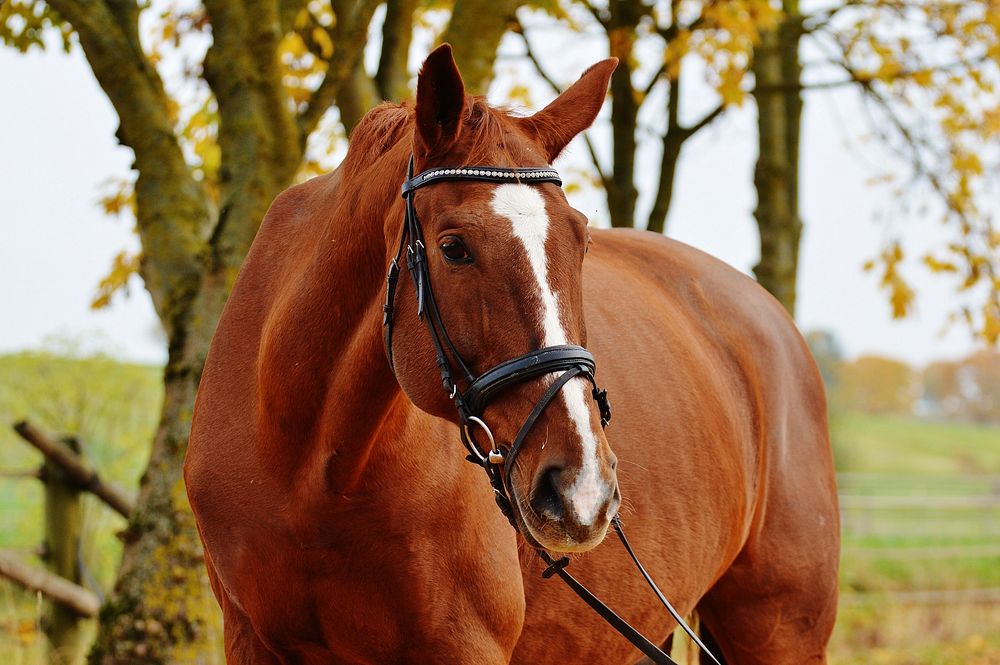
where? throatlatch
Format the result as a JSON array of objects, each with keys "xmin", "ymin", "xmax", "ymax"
[{"xmin": 382, "ymin": 156, "xmax": 720, "ymax": 665}]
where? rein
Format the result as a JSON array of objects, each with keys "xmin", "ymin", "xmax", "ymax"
[{"xmin": 382, "ymin": 156, "xmax": 721, "ymax": 665}]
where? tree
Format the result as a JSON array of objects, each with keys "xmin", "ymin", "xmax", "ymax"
[
  {"xmin": 923, "ymin": 350, "xmax": 1000, "ymax": 424},
  {"xmin": 757, "ymin": 0, "xmax": 1000, "ymax": 326},
  {"xmin": 825, "ymin": 2, "xmax": 1000, "ymax": 343},
  {"xmin": 1, "ymin": 1, "xmax": 518, "ymax": 660},
  {"xmin": 516, "ymin": 1, "xmax": 775, "ymax": 231},
  {"xmin": 517, "ymin": 1, "xmax": 999, "ymax": 329},
  {"xmin": 804, "ymin": 329, "xmax": 844, "ymax": 393},
  {"xmin": 836, "ymin": 355, "xmax": 917, "ymax": 415},
  {"xmin": 751, "ymin": 0, "xmax": 803, "ymax": 314}
]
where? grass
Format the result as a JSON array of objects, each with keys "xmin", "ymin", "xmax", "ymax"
[
  {"xmin": 830, "ymin": 412, "xmax": 1000, "ymax": 476},
  {"xmin": 0, "ymin": 350, "xmax": 161, "ymax": 661},
  {"xmin": 830, "ymin": 412, "xmax": 1000, "ymax": 664},
  {"xmin": 1, "ymin": 351, "xmax": 999, "ymax": 662}
]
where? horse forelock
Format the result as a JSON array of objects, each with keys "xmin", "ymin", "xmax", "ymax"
[{"xmin": 343, "ymin": 96, "xmax": 540, "ymax": 184}]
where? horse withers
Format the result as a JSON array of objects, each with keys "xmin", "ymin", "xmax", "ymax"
[{"xmin": 185, "ymin": 44, "xmax": 839, "ymax": 664}]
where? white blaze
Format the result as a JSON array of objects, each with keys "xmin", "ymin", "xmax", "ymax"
[{"xmin": 490, "ymin": 184, "xmax": 608, "ymax": 525}]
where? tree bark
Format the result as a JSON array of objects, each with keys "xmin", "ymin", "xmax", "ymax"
[
  {"xmin": 751, "ymin": 1, "xmax": 804, "ymax": 315},
  {"xmin": 376, "ymin": 0, "xmax": 416, "ymax": 101},
  {"xmin": 339, "ymin": 62, "xmax": 382, "ymax": 135}
]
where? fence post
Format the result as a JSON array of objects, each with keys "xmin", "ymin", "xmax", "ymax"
[{"xmin": 41, "ymin": 436, "xmax": 87, "ymax": 665}]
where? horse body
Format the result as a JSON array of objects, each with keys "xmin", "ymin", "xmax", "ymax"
[{"xmin": 187, "ymin": 46, "xmax": 838, "ymax": 664}]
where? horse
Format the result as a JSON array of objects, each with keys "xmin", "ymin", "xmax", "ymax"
[{"xmin": 185, "ymin": 44, "xmax": 840, "ymax": 664}]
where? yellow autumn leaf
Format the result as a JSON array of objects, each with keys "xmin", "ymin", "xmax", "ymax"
[
  {"xmin": 910, "ymin": 69, "xmax": 933, "ymax": 86},
  {"xmin": 889, "ymin": 275, "xmax": 915, "ymax": 319},
  {"xmin": 717, "ymin": 68, "xmax": 746, "ymax": 106},
  {"xmin": 507, "ymin": 84, "xmax": 533, "ymax": 107},
  {"xmin": 92, "ymin": 251, "xmax": 142, "ymax": 310},
  {"xmin": 312, "ymin": 26, "xmax": 333, "ymax": 59},
  {"xmin": 922, "ymin": 255, "xmax": 958, "ymax": 273}
]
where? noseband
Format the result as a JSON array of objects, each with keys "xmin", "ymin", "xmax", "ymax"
[{"xmin": 381, "ymin": 156, "xmax": 719, "ymax": 665}]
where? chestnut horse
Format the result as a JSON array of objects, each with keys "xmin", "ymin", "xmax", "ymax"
[{"xmin": 186, "ymin": 45, "xmax": 839, "ymax": 664}]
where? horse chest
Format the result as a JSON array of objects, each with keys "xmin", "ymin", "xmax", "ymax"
[{"xmin": 225, "ymin": 490, "xmax": 524, "ymax": 662}]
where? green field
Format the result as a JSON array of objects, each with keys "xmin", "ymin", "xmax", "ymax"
[
  {"xmin": 1, "ymin": 353, "xmax": 998, "ymax": 663},
  {"xmin": 830, "ymin": 413, "xmax": 1000, "ymax": 665}
]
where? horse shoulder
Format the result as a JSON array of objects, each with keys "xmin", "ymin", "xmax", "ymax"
[{"xmin": 187, "ymin": 171, "xmax": 346, "ymax": 565}]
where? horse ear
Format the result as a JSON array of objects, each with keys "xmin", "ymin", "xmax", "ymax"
[
  {"xmin": 520, "ymin": 58, "xmax": 618, "ymax": 163},
  {"xmin": 414, "ymin": 43, "xmax": 466, "ymax": 160}
]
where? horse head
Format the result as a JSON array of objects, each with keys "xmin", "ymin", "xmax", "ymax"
[{"xmin": 385, "ymin": 45, "xmax": 620, "ymax": 553}]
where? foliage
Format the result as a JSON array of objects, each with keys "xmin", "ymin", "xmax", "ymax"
[
  {"xmin": 923, "ymin": 350, "xmax": 1000, "ymax": 424},
  {"xmin": 518, "ymin": 1, "xmax": 1000, "ymax": 339},
  {"xmin": 835, "ymin": 355, "xmax": 918, "ymax": 415},
  {"xmin": 805, "ymin": 329, "xmax": 845, "ymax": 391},
  {"xmin": 805, "ymin": 0, "xmax": 1000, "ymax": 343},
  {"xmin": 0, "ymin": 0, "xmax": 71, "ymax": 52},
  {"xmin": 515, "ymin": 0, "xmax": 777, "ymax": 231}
]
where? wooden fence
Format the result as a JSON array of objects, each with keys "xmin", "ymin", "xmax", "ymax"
[{"xmin": 1, "ymin": 421, "xmax": 134, "ymax": 665}]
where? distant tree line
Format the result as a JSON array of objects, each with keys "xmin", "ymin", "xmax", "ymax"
[{"xmin": 806, "ymin": 331, "xmax": 1000, "ymax": 424}]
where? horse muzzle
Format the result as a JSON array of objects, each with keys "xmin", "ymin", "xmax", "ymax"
[{"xmin": 514, "ymin": 461, "xmax": 621, "ymax": 552}]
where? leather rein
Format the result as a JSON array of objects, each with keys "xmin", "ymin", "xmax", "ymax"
[{"xmin": 382, "ymin": 156, "xmax": 720, "ymax": 665}]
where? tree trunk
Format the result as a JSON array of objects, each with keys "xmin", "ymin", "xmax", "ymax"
[
  {"xmin": 89, "ymin": 141, "xmax": 298, "ymax": 664},
  {"xmin": 646, "ymin": 76, "xmax": 683, "ymax": 234},
  {"xmin": 376, "ymin": 0, "xmax": 417, "ymax": 101},
  {"xmin": 751, "ymin": 1, "xmax": 803, "ymax": 315},
  {"xmin": 606, "ymin": 4, "xmax": 641, "ymax": 228},
  {"xmin": 88, "ymin": 315, "xmax": 225, "ymax": 664},
  {"xmin": 442, "ymin": 0, "xmax": 520, "ymax": 96},
  {"xmin": 339, "ymin": 62, "xmax": 382, "ymax": 136}
]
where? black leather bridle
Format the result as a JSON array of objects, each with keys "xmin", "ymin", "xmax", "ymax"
[{"xmin": 382, "ymin": 156, "xmax": 720, "ymax": 665}]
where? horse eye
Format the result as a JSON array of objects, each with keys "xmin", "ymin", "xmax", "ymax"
[{"xmin": 440, "ymin": 236, "xmax": 473, "ymax": 264}]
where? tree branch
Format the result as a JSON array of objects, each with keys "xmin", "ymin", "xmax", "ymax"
[
  {"xmin": 45, "ymin": 0, "xmax": 210, "ymax": 330},
  {"xmin": 681, "ymin": 103, "xmax": 725, "ymax": 139},
  {"xmin": 581, "ymin": 0, "xmax": 609, "ymax": 29},
  {"xmin": 298, "ymin": 0, "xmax": 381, "ymax": 144},
  {"xmin": 641, "ymin": 63, "xmax": 666, "ymax": 99},
  {"xmin": 646, "ymin": 75, "xmax": 682, "ymax": 234},
  {"xmin": 515, "ymin": 19, "xmax": 607, "ymax": 183}
]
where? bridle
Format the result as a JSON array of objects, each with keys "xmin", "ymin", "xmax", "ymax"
[
  {"xmin": 383, "ymin": 158, "xmax": 611, "ymax": 523},
  {"xmin": 382, "ymin": 156, "xmax": 720, "ymax": 665}
]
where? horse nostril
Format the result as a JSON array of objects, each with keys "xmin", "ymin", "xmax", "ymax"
[{"xmin": 530, "ymin": 467, "xmax": 565, "ymax": 521}]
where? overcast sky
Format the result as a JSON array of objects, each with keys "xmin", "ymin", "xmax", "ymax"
[{"xmin": 0, "ymin": 10, "xmax": 990, "ymax": 367}]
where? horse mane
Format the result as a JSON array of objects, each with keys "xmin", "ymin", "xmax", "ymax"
[{"xmin": 342, "ymin": 96, "xmax": 526, "ymax": 181}]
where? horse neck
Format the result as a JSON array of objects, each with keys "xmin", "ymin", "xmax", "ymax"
[{"xmin": 255, "ymin": 164, "xmax": 414, "ymax": 493}]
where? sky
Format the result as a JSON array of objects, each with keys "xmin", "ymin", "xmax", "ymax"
[{"xmin": 0, "ymin": 8, "xmax": 991, "ymax": 367}]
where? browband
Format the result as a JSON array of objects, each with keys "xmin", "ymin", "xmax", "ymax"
[{"xmin": 401, "ymin": 165, "xmax": 562, "ymax": 196}]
